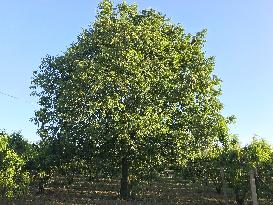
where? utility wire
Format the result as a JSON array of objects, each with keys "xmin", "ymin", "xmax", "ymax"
[
  {"xmin": 0, "ymin": 90, "xmax": 18, "ymax": 99},
  {"xmin": 0, "ymin": 89, "xmax": 38, "ymax": 106}
]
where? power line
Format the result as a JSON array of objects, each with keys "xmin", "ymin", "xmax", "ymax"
[
  {"xmin": 0, "ymin": 89, "xmax": 37, "ymax": 106},
  {"xmin": 0, "ymin": 90, "xmax": 18, "ymax": 99}
]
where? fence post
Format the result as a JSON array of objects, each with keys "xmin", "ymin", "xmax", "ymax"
[
  {"xmin": 220, "ymin": 167, "xmax": 228, "ymax": 205},
  {"xmin": 249, "ymin": 169, "xmax": 258, "ymax": 205}
]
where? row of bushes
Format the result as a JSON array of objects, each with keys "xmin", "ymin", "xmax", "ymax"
[
  {"xmin": 0, "ymin": 130, "xmax": 116, "ymax": 199},
  {"xmin": 181, "ymin": 135, "xmax": 273, "ymax": 204},
  {"xmin": 0, "ymin": 130, "xmax": 273, "ymax": 204}
]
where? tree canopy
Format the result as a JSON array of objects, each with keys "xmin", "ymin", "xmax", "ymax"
[{"xmin": 31, "ymin": 0, "xmax": 230, "ymax": 198}]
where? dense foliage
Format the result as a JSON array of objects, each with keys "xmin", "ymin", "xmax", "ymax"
[
  {"xmin": 182, "ymin": 136, "xmax": 273, "ymax": 204},
  {"xmin": 31, "ymin": 0, "xmax": 230, "ymax": 198},
  {"xmin": 0, "ymin": 132, "xmax": 30, "ymax": 199},
  {"xmin": 1, "ymin": 128, "xmax": 273, "ymax": 204}
]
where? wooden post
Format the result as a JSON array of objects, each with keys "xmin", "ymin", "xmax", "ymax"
[
  {"xmin": 220, "ymin": 167, "xmax": 229, "ymax": 205},
  {"xmin": 249, "ymin": 169, "xmax": 258, "ymax": 205}
]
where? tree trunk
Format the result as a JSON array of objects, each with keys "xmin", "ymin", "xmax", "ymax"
[
  {"xmin": 235, "ymin": 190, "xmax": 245, "ymax": 205},
  {"xmin": 120, "ymin": 156, "xmax": 130, "ymax": 199},
  {"xmin": 220, "ymin": 167, "xmax": 228, "ymax": 205}
]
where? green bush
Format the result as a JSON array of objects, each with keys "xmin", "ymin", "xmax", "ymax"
[
  {"xmin": 182, "ymin": 136, "xmax": 273, "ymax": 205},
  {"xmin": 0, "ymin": 135, "xmax": 30, "ymax": 199}
]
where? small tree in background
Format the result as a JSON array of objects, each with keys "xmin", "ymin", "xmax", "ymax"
[{"xmin": 245, "ymin": 138, "xmax": 273, "ymax": 202}]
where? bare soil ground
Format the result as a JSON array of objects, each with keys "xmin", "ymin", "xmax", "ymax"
[{"xmin": 0, "ymin": 177, "xmax": 271, "ymax": 205}]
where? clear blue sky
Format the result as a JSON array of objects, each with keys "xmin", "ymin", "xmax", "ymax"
[{"xmin": 0, "ymin": 0, "xmax": 272, "ymax": 145}]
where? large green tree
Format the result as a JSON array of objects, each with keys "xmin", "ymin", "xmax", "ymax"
[{"xmin": 31, "ymin": 0, "xmax": 229, "ymax": 199}]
